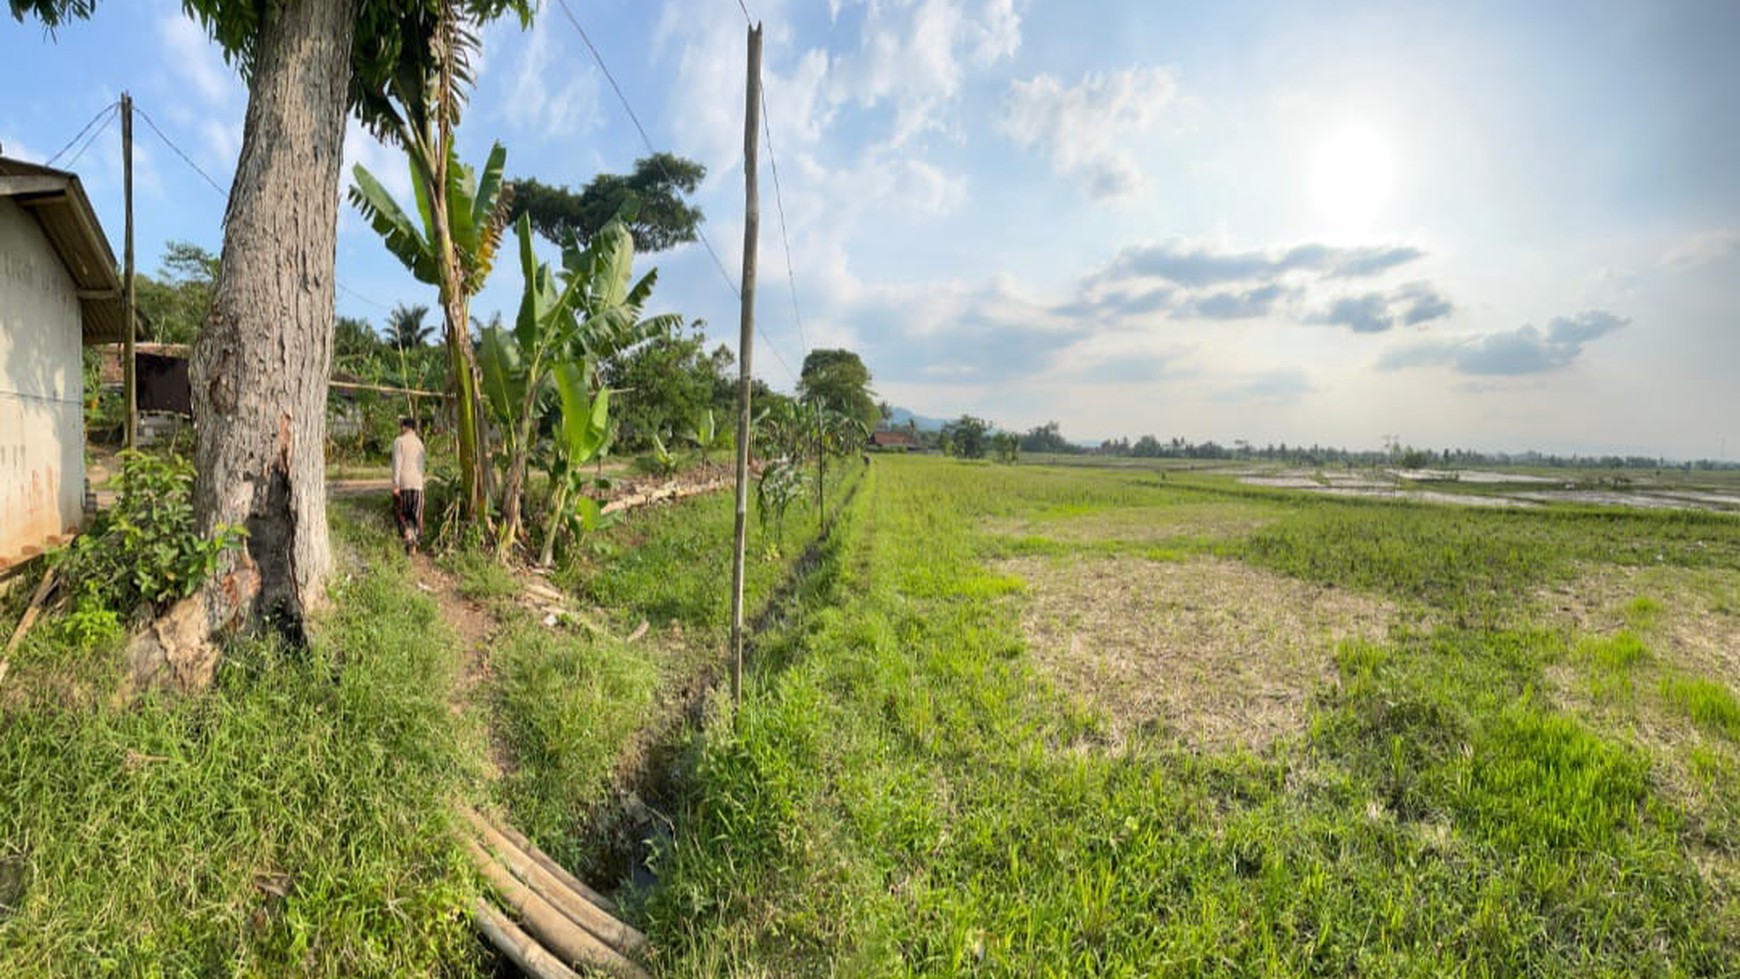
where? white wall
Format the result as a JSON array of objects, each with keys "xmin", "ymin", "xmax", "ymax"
[{"xmin": 0, "ymin": 197, "xmax": 85, "ymax": 565}]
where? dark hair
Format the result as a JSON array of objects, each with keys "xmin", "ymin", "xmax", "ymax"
[{"xmin": 399, "ymin": 417, "xmax": 417, "ymax": 431}]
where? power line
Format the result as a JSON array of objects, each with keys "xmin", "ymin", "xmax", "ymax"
[
  {"xmin": 550, "ymin": 0, "xmax": 800, "ymax": 384},
  {"xmin": 59, "ymin": 108, "xmax": 117, "ymax": 171},
  {"xmin": 761, "ymin": 91, "xmax": 809, "ymax": 366},
  {"xmin": 550, "ymin": 0, "xmax": 738, "ymax": 298},
  {"xmin": 45, "ymin": 101, "xmax": 118, "ymax": 167},
  {"xmin": 135, "ymin": 106, "xmax": 230, "ymax": 200},
  {"xmin": 337, "ymin": 282, "xmax": 391, "ymax": 311},
  {"xmin": 129, "ymin": 100, "xmax": 391, "ymax": 312}
]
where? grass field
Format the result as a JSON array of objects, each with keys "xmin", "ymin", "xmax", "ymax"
[
  {"xmin": 2, "ymin": 454, "xmax": 1735, "ymax": 976},
  {"xmin": 642, "ymin": 455, "xmax": 1740, "ymax": 976}
]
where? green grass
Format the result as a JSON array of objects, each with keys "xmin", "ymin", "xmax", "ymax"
[
  {"xmin": 1661, "ymin": 677, "xmax": 1740, "ymax": 740},
  {"xmin": 639, "ymin": 454, "xmax": 1740, "ymax": 976},
  {"xmin": 3, "ymin": 454, "xmax": 1733, "ymax": 975},
  {"xmin": 485, "ymin": 462, "xmax": 863, "ymax": 881},
  {"xmin": 438, "ymin": 545, "xmax": 520, "ymax": 601},
  {"xmin": 0, "ymin": 510, "xmax": 485, "ymax": 976},
  {"xmin": 490, "ymin": 621, "xmax": 658, "ymax": 864}
]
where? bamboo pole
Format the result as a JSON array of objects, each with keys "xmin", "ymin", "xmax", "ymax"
[
  {"xmin": 727, "ymin": 22, "xmax": 764, "ymax": 710},
  {"xmin": 474, "ymin": 898, "xmax": 583, "ymax": 979},
  {"xmin": 465, "ymin": 837, "xmax": 650, "ymax": 979},
  {"xmin": 121, "ymin": 92, "xmax": 136, "ymax": 449},
  {"xmin": 464, "ymin": 806, "xmax": 618, "ymax": 914},
  {"xmin": 465, "ymin": 811, "xmax": 647, "ymax": 956},
  {"xmin": 0, "ymin": 568, "xmax": 57, "ymax": 689}
]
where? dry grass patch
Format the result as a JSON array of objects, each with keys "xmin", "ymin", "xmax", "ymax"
[
  {"xmin": 987, "ymin": 502, "xmax": 1282, "ymax": 548},
  {"xmin": 1541, "ymin": 563, "xmax": 1739, "ymax": 684},
  {"xmin": 999, "ymin": 555, "xmax": 1400, "ymax": 751}
]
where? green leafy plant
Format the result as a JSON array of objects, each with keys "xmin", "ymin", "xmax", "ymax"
[
  {"xmin": 535, "ymin": 367, "xmax": 617, "ymax": 567},
  {"xmin": 53, "ymin": 451, "xmax": 245, "ymax": 614},
  {"xmin": 684, "ymin": 407, "xmax": 727, "ymax": 465},
  {"xmin": 756, "ymin": 458, "xmax": 808, "ymax": 548},
  {"xmin": 481, "ymin": 209, "xmax": 681, "ymax": 559},
  {"xmin": 647, "ymin": 432, "xmax": 681, "ymax": 478}
]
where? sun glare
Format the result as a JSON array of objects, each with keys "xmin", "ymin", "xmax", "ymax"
[{"xmin": 1309, "ymin": 124, "xmax": 1394, "ymax": 236}]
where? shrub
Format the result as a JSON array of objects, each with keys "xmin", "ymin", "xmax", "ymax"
[{"xmin": 53, "ymin": 451, "xmax": 244, "ymax": 614}]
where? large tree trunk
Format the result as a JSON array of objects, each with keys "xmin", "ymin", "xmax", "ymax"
[{"xmin": 191, "ymin": 0, "xmax": 361, "ymax": 638}]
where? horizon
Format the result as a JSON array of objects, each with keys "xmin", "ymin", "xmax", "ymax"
[{"xmin": 3, "ymin": 0, "xmax": 1735, "ymax": 462}]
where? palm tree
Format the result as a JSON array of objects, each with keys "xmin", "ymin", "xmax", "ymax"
[{"xmin": 387, "ymin": 303, "xmax": 434, "ymax": 350}]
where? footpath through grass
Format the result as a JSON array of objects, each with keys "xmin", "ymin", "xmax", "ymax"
[
  {"xmin": 0, "ymin": 509, "xmax": 483, "ymax": 976},
  {"xmin": 644, "ymin": 455, "xmax": 1740, "ymax": 977}
]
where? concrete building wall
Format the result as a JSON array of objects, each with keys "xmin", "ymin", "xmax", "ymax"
[{"xmin": 0, "ymin": 197, "xmax": 85, "ymax": 568}]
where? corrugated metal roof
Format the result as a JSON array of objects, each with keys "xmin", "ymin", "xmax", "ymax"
[{"xmin": 0, "ymin": 156, "xmax": 128, "ymax": 345}]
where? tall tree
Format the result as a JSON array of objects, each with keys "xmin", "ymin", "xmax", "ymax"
[
  {"xmin": 798, "ymin": 348, "xmax": 879, "ymax": 432},
  {"xmin": 11, "ymin": 0, "xmax": 527, "ymax": 637},
  {"xmin": 511, "ymin": 153, "xmax": 705, "ymax": 252},
  {"xmin": 134, "ymin": 241, "xmax": 218, "ymax": 345}
]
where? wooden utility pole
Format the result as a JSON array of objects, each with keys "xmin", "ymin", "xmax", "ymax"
[
  {"xmin": 121, "ymin": 92, "xmax": 137, "ymax": 449},
  {"xmin": 727, "ymin": 23, "xmax": 763, "ymax": 709}
]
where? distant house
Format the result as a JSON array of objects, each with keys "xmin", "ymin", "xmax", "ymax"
[
  {"xmin": 870, "ymin": 429, "xmax": 917, "ymax": 451},
  {"xmin": 0, "ymin": 156, "xmax": 125, "ymax": 570}
]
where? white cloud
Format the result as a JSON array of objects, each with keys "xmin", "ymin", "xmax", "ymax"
[
  {"xmin": 1662, "ymin": 229, "xmax": 1740, "ymax": 268},
  {"xmin": 157, "ymin": 14, "xmax": 240, "ymax": 111},
  {"xmin": 1380, "ymin": 310, "xmax": 1628, "ymax": 376},
  {"xmin": 505, "ymin": 15, "xmax": 602, "ymax": 141},
  {"xmin": 999, "ymin": 66, "xmax": 1178, "ymax": 200}
]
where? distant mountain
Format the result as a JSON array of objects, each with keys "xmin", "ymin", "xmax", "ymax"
[{"xmin": 886, "ymin": 407, "xmax": 950, "ymax": 432}]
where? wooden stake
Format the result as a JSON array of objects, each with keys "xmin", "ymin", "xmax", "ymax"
[
  {"xmin": 0, "ymin": 568, "xmax": 58, "ymax": 689},
  {"xmin": 727, "ymin": 23, "xmax": 763, "ymax": 710},
  {"xmin": 121, "ymin": 92, "xmax": 137, "ymax": 450}
]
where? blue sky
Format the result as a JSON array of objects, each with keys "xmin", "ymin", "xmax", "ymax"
[{"xmin": 3, "ymin": 0, "xmax": 1736, "ymax": 458}]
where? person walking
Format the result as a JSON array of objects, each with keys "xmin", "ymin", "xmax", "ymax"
[{"xmin": 391, "ymin": 417, "xmax": 426, "ymax": 555}]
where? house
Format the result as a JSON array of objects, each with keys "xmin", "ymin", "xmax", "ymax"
[
  {"xmin": 0, "ymin": 155, "xmax": 125, "ymax": 570},
  {"xmin": 870, "ymin": 429, "xmax": 917, "ymax": 451}
]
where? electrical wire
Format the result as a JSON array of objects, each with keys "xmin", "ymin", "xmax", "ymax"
[
  {"xmin": 44, "ymin": 101, "xmax": 118, "ymax": 167},
  {"xmin": 135, "ymin": 106, "xmax": 230, "ymax": 199},
  {"xmin": 550, "ymin": 0, "xmax": 802, "ymax": 383},
  {"xmin": 132, "ymin": 101, "xmax": 393, "ymax": 312},
  {"xmin": 731, "ymin": 0, "xmax": 811, "ymax": 369},
  {"xmin": 58, "ymin": 105, "xmax": 117, "ymax": 170}
]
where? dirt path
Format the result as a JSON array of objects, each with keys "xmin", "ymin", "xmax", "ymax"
[{"xmin": 406, "ymin": 553, "xmax": 511, "ymax": 778}]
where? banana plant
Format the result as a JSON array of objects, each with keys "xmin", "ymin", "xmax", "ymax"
[
  {"xmin": 648, "ymin": 432, "xmax": 680, "ymax": 477},
  {"xmin": 350, "ymin": 140, "xmax": 512, "ymax": 524},
  {"xmin": 756, "ymin": 457, "xmax": 809, "ymax": 550},
  {"xmin": 536, "ymin": 364, "xmax": 613, "ymax": 567},
  {"xmin": 484, "ymin": 208, "xmax": 681, "ymax": 559},
  {"xmin": 753, "ymin": 398, "xmax": 804, "ymax": 462},
  {"xmin": 684, "ymin": 407, "xmax": 726, "ymax": 466}
]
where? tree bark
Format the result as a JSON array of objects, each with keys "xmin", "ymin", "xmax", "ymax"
[{"xmin": 191, "ymin": 0, "xmax": 361, "ymax": 637}]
